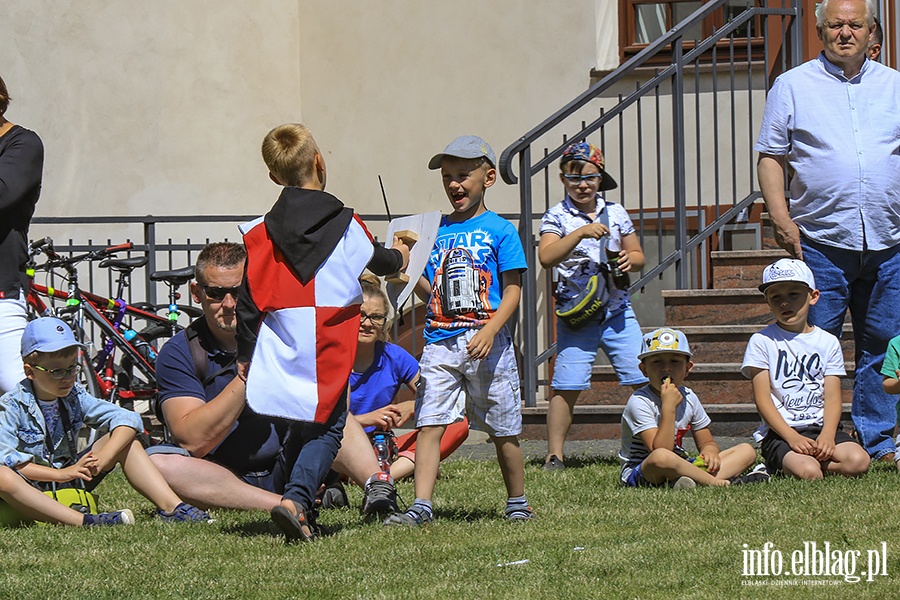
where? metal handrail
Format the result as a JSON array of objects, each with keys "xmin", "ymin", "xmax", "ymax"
[
  {"xmin": 499, "ymin": 2, "xmax": 799, "ymax": 182},
  {"xmin": 499, "ymin": 0, "xmax": 802, "ymax": 406}
]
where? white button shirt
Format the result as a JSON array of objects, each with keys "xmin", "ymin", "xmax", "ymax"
[{"xmin": 756, "ymin": 53, "xmax": 900, "ymax": 251}]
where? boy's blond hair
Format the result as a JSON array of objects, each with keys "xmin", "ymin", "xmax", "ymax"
[{"xmin": 261, "ymin": 123, "xmax": 319, "ymax": 187}]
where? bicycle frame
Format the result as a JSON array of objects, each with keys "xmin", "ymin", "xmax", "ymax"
[
  {"xmin": 27, "ymin": 281, "xmax": 162, "ymax": 398},
  {"xmin": 26, "ymin": 241, "xmax": 184, "ymax": 402}
]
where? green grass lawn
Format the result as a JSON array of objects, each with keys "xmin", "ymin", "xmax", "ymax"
[{"xmin": 2, "ymin": 455, "xmax": 899, "ymax": 599}]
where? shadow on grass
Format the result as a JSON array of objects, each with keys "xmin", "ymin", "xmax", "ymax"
[
  {"xmin": 220, "ymin": 518, "xmax": 346, "ymax": 539},
  {"xmin": 434, "ymin": 506, "xmax": 505, "ymax": 522},
  {"xmin": 526, "ymin": 454, "xmax": 620, "ymax": 469}
]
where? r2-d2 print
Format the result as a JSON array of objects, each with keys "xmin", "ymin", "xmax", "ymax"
[{"xmin": 439, "ymin": 247, "xmax": 482, "ymax": 315}]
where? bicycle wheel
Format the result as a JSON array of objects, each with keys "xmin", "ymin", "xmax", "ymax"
[
  {"xmin": 75, "ymin": 349, "xmax": 105, "ymax": 451},
  {"xmin": 76, "ymin": 350, "xmax": 100, "ymax": 397}
]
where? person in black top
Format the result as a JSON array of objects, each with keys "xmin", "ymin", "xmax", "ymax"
[{"xmin": 0, "ymin": 74, "xmax": 44, "ymax": 394}]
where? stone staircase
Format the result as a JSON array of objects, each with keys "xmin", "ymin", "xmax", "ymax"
[{"xmin": 521, "ymin": 213, "xmax": 855, "ymax": 440}]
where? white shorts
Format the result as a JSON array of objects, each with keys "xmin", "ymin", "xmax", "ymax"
[
  {"xmin": 0, "ymin": 292, "xmax": 27, "ymax": 394},
  {"xmin": 415, "ymin": 327, "xmax": 522, "ymax": 437}
]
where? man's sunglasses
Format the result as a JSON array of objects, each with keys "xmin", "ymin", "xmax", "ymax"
[{"xmin": 203, "ymin": 285, "xmax": 241, "ymax": 301}]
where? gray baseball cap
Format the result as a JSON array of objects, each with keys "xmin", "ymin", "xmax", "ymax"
[{"xmin": 428, "ymin": 135, "xmax": 496, "ymax": 170}]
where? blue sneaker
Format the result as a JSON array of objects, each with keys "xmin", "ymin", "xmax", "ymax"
[
  {"xmin": 157, "ymin": 502, "xmax": 213, "ymax": 523},
  {"xmin": 83, "ymin": 509, "xmax": 135, "ymax": 526}
]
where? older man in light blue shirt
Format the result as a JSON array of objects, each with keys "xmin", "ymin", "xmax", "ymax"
[{"xmin": 756, "ymin": 0, "xmax": 900, "ymax": 464}]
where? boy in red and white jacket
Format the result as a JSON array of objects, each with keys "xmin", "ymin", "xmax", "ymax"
[{"xmin": 237, "ymin": 123, "xmax": 409, "ymax": 541}]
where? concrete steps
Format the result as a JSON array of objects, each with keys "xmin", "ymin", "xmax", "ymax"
[{"xmin": 711, "ymin": 249, "xmax": 788, "ymax": 288}]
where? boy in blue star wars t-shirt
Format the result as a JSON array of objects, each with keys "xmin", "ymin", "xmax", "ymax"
[{"xmin": 385, "ymin": 136, "xmax": 532, "ymax": 527}]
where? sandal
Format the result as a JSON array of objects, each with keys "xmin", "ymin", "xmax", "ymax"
[{"xmin": 270, "ymin": 500, "xmax": 317, "ymax": 542}]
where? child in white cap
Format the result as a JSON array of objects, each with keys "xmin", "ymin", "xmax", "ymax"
[{"xmin": 741, "ymin": 258, "xmax": 870, "ymax": 480}]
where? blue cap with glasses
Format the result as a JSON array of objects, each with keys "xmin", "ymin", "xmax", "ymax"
[
  {"xmin": 560, "ymin": 141, "xmax": 618, "ymax": 191},
  {"xmin": 21, "ymin": 317, "xmax": 86, "ymax": 356}
]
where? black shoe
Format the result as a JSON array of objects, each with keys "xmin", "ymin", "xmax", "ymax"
[
  {"xmin": 730, "ymin": 464, "xmax": 771, "ymax": 485},
  {"xmin": 543, "ymin": 455, "xmax": 565, "ymax": 470},
  {"xmin": 321, "ymin": 481, "xmax": 349, "ymax": 509},
  {"xmin": 270, "ymin": 500, "xmax": 317, "ymax": 542}
]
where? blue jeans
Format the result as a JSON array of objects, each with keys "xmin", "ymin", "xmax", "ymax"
[
  {"xmin": 280, "ymin": 396, "xmax": 347, "ymax": 509},
  {"xmin": 801, "ymin": 237, "xmax": 900, "ymax": 458}
]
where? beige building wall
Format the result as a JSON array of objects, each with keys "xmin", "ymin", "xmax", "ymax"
[
  {"xmin": 297, "ymin": 0, "xmax": 612, "ymax": 240},
  {"xmin": 5, "ymin": 0, "xmax": 618, "ymax": 245},
  {"xmin": 5, "ymin": 0, "xmax": 303, "ymax": 235}
]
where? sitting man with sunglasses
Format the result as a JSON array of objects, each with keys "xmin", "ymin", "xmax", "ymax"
[{"xmin": 148, "ymin": 242, "xmax": 400, "ymax": 521}]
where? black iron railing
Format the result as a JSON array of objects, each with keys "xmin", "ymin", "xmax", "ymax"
[{"xmin": 499, "ymin": 0, "xmax": 802, "ymax": 405}]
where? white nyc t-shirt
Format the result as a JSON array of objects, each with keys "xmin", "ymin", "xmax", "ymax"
[{"xmin": 741, "ymin": 324, "xmax": 845, "ymax": 437}]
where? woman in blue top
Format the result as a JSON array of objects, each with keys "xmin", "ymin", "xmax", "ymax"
[{"xmin": 350, "ymin": 275, "xmax": 468, "ymax": 480}]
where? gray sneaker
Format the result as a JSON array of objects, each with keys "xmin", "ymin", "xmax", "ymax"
[
  {"xmin": 361, "ymin": 476, "xmax": 398, "ymax": 517},
  {"xmin": 384, "ymin": 504, "xmax": 433, "ymax": 527},
  {"xmin": 543, "ymin": 455, "xmax": 565, "ymax": 471},
  {"xmin": 505, "ymin": 504, "xmax": 535, "ymax": 522},
  {"xmin": 671, "ymin": 476, "xmax": 697, "ymax": 489}
]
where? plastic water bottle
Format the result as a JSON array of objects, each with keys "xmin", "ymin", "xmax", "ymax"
[
  {"xmin": 123, "ymin": 329, "xmax": 157, "ymax": 363},
  {"xmin": 372, "ymin": 432, "xmax": 392, "ymax": 472}
]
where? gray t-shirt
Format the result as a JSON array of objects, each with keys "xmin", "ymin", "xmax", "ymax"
[{"xmin": 618, "ymin": 384, "xmax": 711, "ymax": 483}]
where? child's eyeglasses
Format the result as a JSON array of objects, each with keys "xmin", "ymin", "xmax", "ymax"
[
  {"xmin": 360, "ymin": 313, "xmax": 387, "ymax": 327},
  {"xmin": 203, "ymin": 286, "xmax": 241, "ymax": 301},
  {"xmin": 31, "ymin": 364, "xmax": 82, "ymax": 380},
  {"xmin": 562, "ymin": 173, "xmax": 603, "ymax": 184}
]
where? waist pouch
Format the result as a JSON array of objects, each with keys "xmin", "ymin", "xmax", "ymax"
[{"xmin": 554, "ymin": 264, "xmax": 612, "ymax": 330}]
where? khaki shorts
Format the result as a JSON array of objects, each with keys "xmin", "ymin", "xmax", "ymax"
[{"xmin": 415, "ymin": 327, "xmax": 522, "ymax": 437}]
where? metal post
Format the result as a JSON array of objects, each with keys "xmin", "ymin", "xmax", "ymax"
[
  {"xmin": 518, "ymin": 147, "xmax": 537, "ymax": 407},
  {"xmin": 144, "ymin": 218, "xmax": 157, "ymax": 307},
  {"xmin": 672, "ymin": 38, "xmax": 688, "ymax": 289},
  {"xmin": 792, "ymin": 0, "xmax": 803, "ymax": 69}
]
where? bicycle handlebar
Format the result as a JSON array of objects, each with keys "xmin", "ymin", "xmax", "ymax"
[
  {"xmin": 29, "ymin": 239, "xmax": 135, "ymax": 273},
  {"xmin": 104, "ymin": 242, "xmax": 134, "ymax": 253},
  {"xmin": 28, "ymin": 237, "xmax": 53, "ymax": 253}
]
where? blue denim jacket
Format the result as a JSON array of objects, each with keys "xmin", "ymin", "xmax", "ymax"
[{"xmin": 0, "ymin": 380, "xmax": 142, "ymax": 469}]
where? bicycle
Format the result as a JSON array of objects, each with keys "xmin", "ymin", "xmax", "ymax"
[{"xmin": 26, "ymin": 238, "xmax": 199, "ymax": 444}]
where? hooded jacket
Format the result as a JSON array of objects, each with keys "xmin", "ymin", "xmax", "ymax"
[{"xmin": 236, "ymin": 188, "xmax": 401, "ymax": 423}]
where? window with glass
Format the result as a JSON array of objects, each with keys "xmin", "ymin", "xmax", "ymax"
[{"xmin": 620, "ymin": 0, "xmax": 766, "ymax": 65}]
